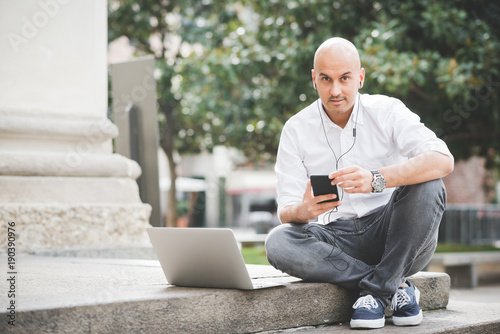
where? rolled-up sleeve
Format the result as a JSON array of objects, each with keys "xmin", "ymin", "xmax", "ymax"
[{"xmin": 387, "ymin": 98, "xmax": 454, "ymax": 163}]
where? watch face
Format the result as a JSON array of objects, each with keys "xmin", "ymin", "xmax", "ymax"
[{"xmin": 372, "ymin": 176, "xmax": 386, "ymax": 192}]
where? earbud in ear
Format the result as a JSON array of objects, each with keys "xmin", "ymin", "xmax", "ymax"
[{"xmin": 359, "ymin": 81, "xmax": 363, "ymax": 88}]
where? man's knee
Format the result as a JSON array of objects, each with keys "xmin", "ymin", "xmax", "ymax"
[
  {"xmin": 265, "ymin": 223, "xmax": 304, "ymax": 268},
  {"xmin": 399, "ymin": 179, "xmax": 446, "ymax": 206},
  {"xmin": 265, "ymin": 224, "xmax": 288, "ymax": 261},
  {"xmin": 423, "ymin": 179, "xmax": 447, "ymax": 208},
  {"xmin": 423, "ymin": 178, "xmax": 446, "ymax": 195}
]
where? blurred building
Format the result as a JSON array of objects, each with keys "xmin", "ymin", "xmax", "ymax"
[{"xmin": 444, "ymin": 156, "xmax": 497, "ymax": 204}]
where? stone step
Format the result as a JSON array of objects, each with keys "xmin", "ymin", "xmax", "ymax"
[{"xmin": 0, "ymin": 256, "xmax": 453, "ymax": 333}]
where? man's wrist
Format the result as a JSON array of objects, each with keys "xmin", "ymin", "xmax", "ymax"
[
  {"xmin": 295, "ymin": 203, "xmax": 310, "ymax": 223},
  {"xmin": 280, "ymin": 204, "xmax": 309, "ymax": 224},
  {"xmin": 370, "ymin": 170, "xmax": 386, "ymax": 193}
]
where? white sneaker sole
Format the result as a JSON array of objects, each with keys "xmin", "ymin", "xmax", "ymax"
[
  {"xmin": 350, "ymin": 318, "xmax": 385, "ymax": 329},
  {"xmin": 393, "ymin": 309, "xmax": 423, "ymax": 326}
]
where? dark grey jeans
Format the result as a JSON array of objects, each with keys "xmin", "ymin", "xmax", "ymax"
[{"xmin": 265, "ymin": 179, "xmax": 447, "ymax": 307}]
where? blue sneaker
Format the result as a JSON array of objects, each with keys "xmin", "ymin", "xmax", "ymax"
[
  {"xmin": 350, "ymin": 295, "xmax": 385, "ymax": 329},
  {"xmin": 391, "ymin": 280, "xmax": 423, "ymax": 326}
]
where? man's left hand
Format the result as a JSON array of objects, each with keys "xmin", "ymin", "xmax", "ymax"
[{"xmin": 329, "ymin": 166, "xmax": 374, "ymax": 193}]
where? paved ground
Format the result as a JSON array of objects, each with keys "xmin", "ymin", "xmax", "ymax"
[{"xmin": 450, "ymin": 283, "xmax": 500, "ymax": 304}]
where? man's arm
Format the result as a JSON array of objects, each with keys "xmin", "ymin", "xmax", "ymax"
[
  {"xmin": 330, "ymin": 151, "xmax": 454, "ymax": 193},
  {"xmin": 279, "ymin": 181, "xmax": 341, "ymax": 224},
  {"xmin": 379, "ymin": 151, "xmax": 454, "ymax": 188}
]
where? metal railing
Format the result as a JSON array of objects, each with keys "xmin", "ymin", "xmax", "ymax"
[{"xmin": 439, "ymin": 204, "xmax": 500, "ymax": 245}]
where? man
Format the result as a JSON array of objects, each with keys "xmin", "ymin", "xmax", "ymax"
[{"xmin": 265, "ymin": 37, "xmax": 454, "ymax": 329}]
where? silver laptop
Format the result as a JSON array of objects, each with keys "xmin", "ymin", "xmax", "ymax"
[{"xmin": 147, "ymin": 227, "xmax": 283, "ymax": 290}]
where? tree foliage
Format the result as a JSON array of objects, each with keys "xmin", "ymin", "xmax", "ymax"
[
  {"xmin": 108, "ymin": 0, "xmax": 242, "ymax": 226},
  {"xmin": 356, "ymin": 0, "xmax": 500, "ymax": 167}
]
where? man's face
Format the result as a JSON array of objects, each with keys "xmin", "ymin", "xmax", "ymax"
[{"xmin": 311, "ymin": 47, "xmax": 364, "ymax": 122}]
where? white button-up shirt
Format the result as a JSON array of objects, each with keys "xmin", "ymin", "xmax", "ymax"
[{"xmin": 275, "ymin": 93, "xmax": 454, "ymax": 223}]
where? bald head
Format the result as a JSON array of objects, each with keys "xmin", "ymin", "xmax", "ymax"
[
  {"xmin": 311, "ymin": 37, "xmax": 365, "ymax": 126},
  {"xmin": 313, "ymin": 37, "xmax": 361, "ymax": 71}
]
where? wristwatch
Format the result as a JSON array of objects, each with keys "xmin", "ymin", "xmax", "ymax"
[{"xmin": 371, "ymin": 170, "xmax": 386, "ymax": 193}]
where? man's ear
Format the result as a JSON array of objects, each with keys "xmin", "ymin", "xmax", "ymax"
[
  {"xmin": 311, "ymin": 69, "xmax": 317, "ymax": 89},
  {"xmin": 359, "ymin": 67, "xmax": 365, "ymax": 89}
]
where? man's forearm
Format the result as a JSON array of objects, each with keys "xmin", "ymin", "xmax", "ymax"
[
  {"xmin": 279, "ymin": 204, "xmax": 309, "ymax": 224},
  {"xmin": 379, "ymin": 151, "xmax": 454, "ymax": 188}
]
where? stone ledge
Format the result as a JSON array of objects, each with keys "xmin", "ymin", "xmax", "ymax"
[{"xmin": 0, "ymin": 256, "xmax": 449, "ymax": 334}]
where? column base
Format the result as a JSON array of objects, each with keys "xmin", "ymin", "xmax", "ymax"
[
  {"xmin": 1, "ymin": 203, "xmax": 151, "ymax": 253},
  {"xmin": 0, "ymin": 175, "xmax": 152, "ymax": 253}
]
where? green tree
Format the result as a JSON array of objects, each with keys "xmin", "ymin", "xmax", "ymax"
[{"xmin": 108, "ymin": 0, "xmax": 241, "ymax": 226}]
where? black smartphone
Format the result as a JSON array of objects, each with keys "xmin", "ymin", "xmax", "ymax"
[{"xmin": 310, "ymin": 175, "xmax": 339, "ymax": 203}]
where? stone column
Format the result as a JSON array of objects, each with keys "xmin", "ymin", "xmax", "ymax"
[{"xmin": 0, "ymin": 0, "xmax": 151, "ymax": 253}]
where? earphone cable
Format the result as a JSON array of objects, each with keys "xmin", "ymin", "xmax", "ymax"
[
  {"xmin": 317, "ymin": 94, "xmax": 361, "ymax": 170},
  {"xmin": 317, "ymin": 93, "xmax": 361, "ymax": 211}
]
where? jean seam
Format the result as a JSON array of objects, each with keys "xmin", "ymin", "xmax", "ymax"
[
  {"xmin": 320, "ymin": 241, "xmax": 374, "ymax": 271},
  {"xmin": 389, "ymin": 183, "xmax": 445, "ymax": 275},
  {"xmin": 414, "ymin": 201, "xmax": 442, "ymax": 256},
  {"xmin": 356, "ymin": 217, "xmax": 379, "ymax": 235}
]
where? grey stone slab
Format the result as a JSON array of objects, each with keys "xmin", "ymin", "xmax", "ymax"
[{"xmin": 0, "ymin": 256, "xmax": 450, "ymax": 334}]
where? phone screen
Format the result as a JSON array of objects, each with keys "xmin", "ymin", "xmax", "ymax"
[{"xmin": 310, "ymin": 175, "xmax": 339, "ymax": 203}]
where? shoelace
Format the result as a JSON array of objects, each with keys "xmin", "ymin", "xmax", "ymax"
[
  {"xmin": 353, "ymin": 295, "xmax": 379, "ymax": 310},
  {"xmin": 391, "ymin": 288, "xmax": 411, "ymax": 311}
]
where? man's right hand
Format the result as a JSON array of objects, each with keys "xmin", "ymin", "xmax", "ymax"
[{"xmin": 279, "ymin": 181, "xmax": 341, "ymax": 224}]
